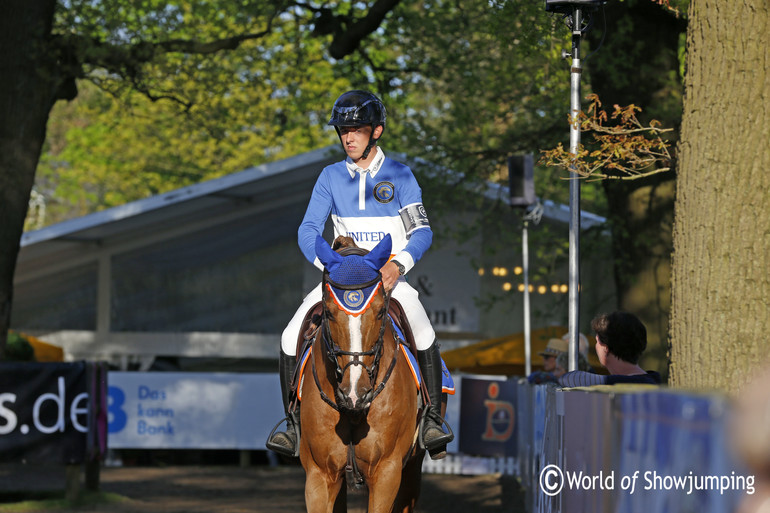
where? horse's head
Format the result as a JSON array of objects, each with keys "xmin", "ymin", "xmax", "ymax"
[{"xmin": 316, "ymin": 235, "xmax": 392, "ymax": 416}]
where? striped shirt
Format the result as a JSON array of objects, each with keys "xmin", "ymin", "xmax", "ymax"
[{"xmin": 559, "ymin": 370, "xmax": 661, "ymax": 387}]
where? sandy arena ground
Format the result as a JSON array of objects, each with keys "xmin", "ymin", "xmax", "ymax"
[{"xmin": 0, "ymin": 462, "xmax": 525, "ymax": 512}]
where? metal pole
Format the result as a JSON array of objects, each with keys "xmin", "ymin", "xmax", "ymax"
[
  {"xmin": 522, "ymin": 220, "xmax": 532, "ymax": 376},
  {"xmin": 568, "ymin": 6, "xmax": 583, "ymax": 372}
]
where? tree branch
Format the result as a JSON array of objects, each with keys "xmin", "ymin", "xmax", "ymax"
[
  {"xmin": 52, "ymin": 10, "xmax": 279, "ymax": 83},
  {"xmin": 328, "ymin": 0, "xmax": 401, "ymax": 59},
  {"xmin": 151, "ymin": 29, "xmax": 272, "ymax": 55}
]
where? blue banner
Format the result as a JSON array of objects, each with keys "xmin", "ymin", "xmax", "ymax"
[
  {"xmin": 458, "ymin": 376, "xmax": 517, "ymax": 457},
  {"xmin": 107, "ymin": 372, "xmax": 283, "ymax": 449}
]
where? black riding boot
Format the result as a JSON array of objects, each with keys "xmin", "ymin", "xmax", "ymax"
[
  {"xmin": 266, "ymin": 351, "xmax": 300, "ymax": 457},
  {"xmin": 417, "ymin": 342, "xmax": 454, "ymax": 460}
]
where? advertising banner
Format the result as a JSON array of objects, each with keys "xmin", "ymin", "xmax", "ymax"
[
  {"xmin": 458, "ymin": 376, "xmax": 517, "ymax": 457},
  {"xmin": 108, "ymin": 372, "xmax": 283, "ymax": 449},
  {"xmin": 0, "ymin": 361, "xmax": 103, "ymax": 464}
]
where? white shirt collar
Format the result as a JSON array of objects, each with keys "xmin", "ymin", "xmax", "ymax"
[{"xmin": 346, "ymin": 147, "xmax": 385, "ymax": 179}]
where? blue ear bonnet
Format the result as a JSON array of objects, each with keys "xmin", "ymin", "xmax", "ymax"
[
  {"xmin": 328, "ymin": 256, "xmax": 380, "ymax": 286},
  {"xmin": 316, "ymin": 234, "xmax": 392, "ymax": 314},
  {"xmin": 327, "ymin": 256, "xmax": 382, "ymax": 313}
]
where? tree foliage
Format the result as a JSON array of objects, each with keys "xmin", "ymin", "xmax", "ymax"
[
  {"xmin": 35, "ymin": 2, "xmax": 362, "ymax": 225},
  {"xmin": 36, "ymin": 1, "xmax": 610, "ymax": 226},
  {"xmin": 1, "ymin": 0, "xmax": 410, "ymax": 357},
  {"xmin": 33, "ymin": 0, "xmax": 612, "ymax": 316},
  {"xmin": 6, "ymin": 0, "xmax": 692, "ymax": 362}
]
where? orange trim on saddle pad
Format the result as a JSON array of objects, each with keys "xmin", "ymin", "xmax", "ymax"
[
  {"xmin": 297, "ymin": 346, "xmax": 312, "ymax": 402},
  {"xmin": 400, "ymin": 344, "xmax": 421, "ymax": 389},
  {"xmin": 398, "ymin": 344, "xmax": 456, "ymax": 395}
]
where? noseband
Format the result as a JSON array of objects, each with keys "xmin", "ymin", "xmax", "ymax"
[{"xmin": 311, "ymin": 261, "xmax": 400, "ymax": 413}]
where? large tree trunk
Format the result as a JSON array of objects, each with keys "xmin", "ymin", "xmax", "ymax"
[
  {"xmin": 586, "ymin": 0, "xmax": 685, "ymax": 378},
  {"xmin": 669, "ymin": 0, "xmax": 769, "ymax": 392},
  {"xmin": 0, "ymin": 0, "xmax": 59, "ymax": 358}
]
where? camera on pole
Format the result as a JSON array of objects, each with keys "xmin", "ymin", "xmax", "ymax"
[{"xmin": 544, "ymin": 0, "xmax": 607, "ymax": 372}]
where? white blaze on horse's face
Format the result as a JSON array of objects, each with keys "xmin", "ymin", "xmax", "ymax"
[{"xmin": 346, "ymin": 314, "xmax": 363, "ymax": 405}]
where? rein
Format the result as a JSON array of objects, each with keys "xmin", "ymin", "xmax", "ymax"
[{"xmin": 311, "ymin": 270, "xmax": 400, "ymax": 413}]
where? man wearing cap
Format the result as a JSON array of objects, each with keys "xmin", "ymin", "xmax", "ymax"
[
  {"xmin": 539, "ymin": 337, "xmax": 569, "ymax": 373},
  {"xmin": 527, "ymin": 338, "xmax": 569, "ymax": 384}
]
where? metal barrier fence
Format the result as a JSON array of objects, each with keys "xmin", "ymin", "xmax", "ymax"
[
  {"xmin": 2, "ymin": 367, "xmax": 751, "ymax": 511},
  {"xmin": 424, "ymin": 377, "xmax": 752, "ymax": 513}
]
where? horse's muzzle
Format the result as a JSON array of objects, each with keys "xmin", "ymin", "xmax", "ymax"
[{"xmin": 336, "ymin": 387, "xmax": 372, "ymax": 416}]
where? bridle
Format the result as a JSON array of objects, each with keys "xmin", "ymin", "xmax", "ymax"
[{"xmin": 311, "ymin": 261, "xmax": 400, "ymax": 413}]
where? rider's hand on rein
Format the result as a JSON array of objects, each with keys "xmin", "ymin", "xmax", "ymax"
[{"xmin": 380, "ymin": 261, "xmax": 400, "ymax": 292}]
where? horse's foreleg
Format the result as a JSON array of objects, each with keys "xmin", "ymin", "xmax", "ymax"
[
  {"xmin": 366, "ymin": 458, "xmax": 405, "ymax": 513},
  {"xmin": 333, "ymin": 485, "xmax": 347, "ymax": 513},
  {"xmin": 305, "ymin": 465, "xmax": 345, "ymax": 513},
  {"xmin": 392, "ymin": 451, "xmax": 425, "ymax": 513}
]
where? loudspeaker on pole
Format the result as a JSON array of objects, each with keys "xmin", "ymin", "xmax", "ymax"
[{"xmin": 508, "ymin": 154, "xmax": 535, "ymax": 208}]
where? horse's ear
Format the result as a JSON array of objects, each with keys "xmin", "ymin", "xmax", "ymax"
[
  {"xmin": 315, "ymin": 235, "xmax": 343, "ymax": 271},
  {"xmin": 364, "ymin": 234, "xmax": 392, "ymax": 270}
]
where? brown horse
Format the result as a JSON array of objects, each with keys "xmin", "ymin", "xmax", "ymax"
[{"xmin": 299, "ymin": 234, "xmax": 424, "ymax": 513}]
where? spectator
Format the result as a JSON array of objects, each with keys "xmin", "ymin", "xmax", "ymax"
[
  {"xmin": 731, "ymin": 367, "xmax": 770, "ymax": 513},
  {"xmin": 561, "ymin": 331, "xmax": 595, "ymax": 372},
  {"xmin": 559, "ymin": 312, "xmax": 662, "ymax": 387},
  {"xmin": 527, "ymin": 338, "xmax": 568, "ymax": 384},
  {"xmin": 555, "ymin": 351, "xmax": 591, "ymax": 375},
  {"xmin": 561, "ymin": 331, "xmax": 588, "ymax": 357},
  {"xmin": 539, "ymin": 338, "xmax": 568, "ymax": 373}
]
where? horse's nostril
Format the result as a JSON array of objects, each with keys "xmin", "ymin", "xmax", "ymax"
[{"xmin": 356, "ymin": 387, "xmax": 373, "ymax": 407}]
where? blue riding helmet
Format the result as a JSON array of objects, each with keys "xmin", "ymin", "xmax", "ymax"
[
  {"xmin": 328, "ymin": 90, "xmax": 387, "ymax": 160},
  {"xmin": 328, "ymin": 90, "xmax": 387, "ymax": 128}
]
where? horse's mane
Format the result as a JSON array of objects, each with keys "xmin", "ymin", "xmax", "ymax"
[
  {"xmin": 332, "ymin": 235, "xmax": 368, "ymax": 257},
  {"xmin": 338, "ymin": 247, "xmax": 368, "ymax": 257}
]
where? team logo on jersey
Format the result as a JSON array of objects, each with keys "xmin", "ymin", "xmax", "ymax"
[
  {"xmin": 373, "ymin": 181, "xmax": 395, "ymax": 203},
  {"xmin": 343, "ymin": 290, "xmax": 365, "ymax": 309}
]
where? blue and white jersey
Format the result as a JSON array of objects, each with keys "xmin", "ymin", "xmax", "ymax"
[{"xmin": 298, "ymin": 148, "xmax": 432, "ymax": 273}]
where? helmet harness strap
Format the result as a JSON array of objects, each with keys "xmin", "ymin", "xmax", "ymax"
[{"xmin": 361, "ymin": 127, "xmax": 379, "ymax": 160}]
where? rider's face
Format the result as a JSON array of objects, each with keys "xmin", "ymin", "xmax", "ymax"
[{"xmin": 339, "ymin": 125, "xmax": 382, "ymax": 162}]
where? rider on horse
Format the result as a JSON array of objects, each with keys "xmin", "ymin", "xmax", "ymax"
[{"xmin": 267, "ymin": 90, "xmax": 453, "ymax": 460}]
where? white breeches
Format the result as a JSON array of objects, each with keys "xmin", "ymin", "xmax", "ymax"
[{"xmin": 280, "ymin": 277, "xmax": 436, "ymax": 356}]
